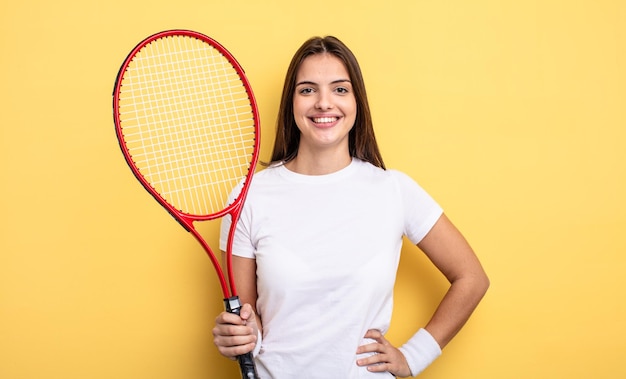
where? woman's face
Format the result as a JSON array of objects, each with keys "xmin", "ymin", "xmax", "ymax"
[{"xmin": 292, "ymin": 53, "xmax": 357, "ymax": 154}]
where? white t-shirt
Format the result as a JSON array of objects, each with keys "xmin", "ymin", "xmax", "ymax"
[{"xmin": 220, "ymin": 158, "xmax": 443, "ymax": 378}]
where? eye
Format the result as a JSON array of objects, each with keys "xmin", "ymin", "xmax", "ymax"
[
  {"xmin": 335, "ymin": 86, "xmax": 349, "ymax": 94},
  {"xmin": 298, "ymin": 87, "xmax": 315, "ymax": 95}
]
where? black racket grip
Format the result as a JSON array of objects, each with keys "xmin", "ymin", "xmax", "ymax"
[
  {"xmin": 236, "ymin": 352, "xmax": 259, "ymax": 379},
  {"xmin": 224, "ymin": 296, "xmax": 260, "ymax": 379}
]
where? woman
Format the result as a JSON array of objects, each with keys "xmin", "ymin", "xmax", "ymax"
[{"xmin": 213, "ymin": 36, "xmax": 489, "ymax": 378}]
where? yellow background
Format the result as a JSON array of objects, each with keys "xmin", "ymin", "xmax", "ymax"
[{"xmin": 1, "ymin": 1, "xmax": 624, "ymax": 378}]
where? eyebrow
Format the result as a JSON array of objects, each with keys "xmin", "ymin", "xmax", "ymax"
[{"xmin": 295, "ymin": 79, "xmax": 352, "ymax": 87}]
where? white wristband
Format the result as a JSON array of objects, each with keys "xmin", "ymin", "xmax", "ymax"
[
  {"xmin": 398, "ymin": 328, "xmax": 442, "ymax": 376},
  {"xmin": 252, "ymin": 329, "xmax": 262, "ymax": 357}
]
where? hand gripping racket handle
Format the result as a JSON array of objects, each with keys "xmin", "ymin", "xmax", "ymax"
[{"xmin": 225, "ymin": 297, "xmax": 260, "ymax": 379}]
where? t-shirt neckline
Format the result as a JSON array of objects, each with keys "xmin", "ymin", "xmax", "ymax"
[{"xmin": 277, "ymin": 158, "xmax": 359, "ymax": 184}]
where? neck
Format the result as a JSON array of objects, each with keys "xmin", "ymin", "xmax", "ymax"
[{"xmin": 285, "ymin": 147, "xmax": 352, "ymax": 175}]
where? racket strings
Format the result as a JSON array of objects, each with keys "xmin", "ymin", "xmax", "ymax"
[{"xmin": 118, "ymin": 35, "xmax": 256, "ymax": 216}]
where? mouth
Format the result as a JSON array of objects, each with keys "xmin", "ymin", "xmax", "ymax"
[{"xmin": 311, "ymin": 116, "xmax": 339, "ymax": 124}]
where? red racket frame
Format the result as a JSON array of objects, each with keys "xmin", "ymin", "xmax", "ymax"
[{"xmin": 112, "ymin": 29, "xmax": 261, "ymax": 300}]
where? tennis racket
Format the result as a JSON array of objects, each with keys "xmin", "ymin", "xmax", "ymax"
[{"xmin": 112, "ymin": 30, "xmax": 260, "ymax": 379}]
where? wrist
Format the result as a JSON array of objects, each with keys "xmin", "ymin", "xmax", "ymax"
[{"xmin": 398, "ymin": 328, "xmax": 441, "ymax": 376}]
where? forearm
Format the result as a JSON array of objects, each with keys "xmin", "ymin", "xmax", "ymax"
[
  {"xmin": 397, "ymin": 268, "xmax": 488, "ymax": 377},
  {"xmin": 424, "ymin": 273, "xmax": 489, "ymax": 349},
  {"xmin": 415, "ymin": 214, "xmax": 490, "ymax": 349}
]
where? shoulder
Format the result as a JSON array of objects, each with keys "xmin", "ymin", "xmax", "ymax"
[
  {"xmin": 249, "ymin": 164, "xmax": 285, "ymax": 184},
  {"xmin": 358, "ymin": 160, "xmax": 439, "ymax": 206},
  {"xmin": 243, "ymin": 164, "xmax": 292, "ymax": 203},
  {"xmin": 352, "ymin": 159, "xmax": 417, "ymax": 186}
]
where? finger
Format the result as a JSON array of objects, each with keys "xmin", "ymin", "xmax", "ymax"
[
  {"xmin": 356, "ymin": 353, "xmax": 381, "ymax": 366},
  {"xmin": 213, "ymin": 327, "xmax": 258, "ymax": 357},
  {"xmin": 213, "ymin": 323, "xmax": 254, "ymax": 338},
  {"xmin": 214, "ymin": 331, "xmax": 257, "ymax": 346},
  {"xmin": 216, "ymin": 339, "xmax": 257, "ymax": 359},
  {"xmin": 363, "ymin": 329, "xmax": 384, "ymax": 340},
  {"xmin": 356, "ymin": 353, "xmax": 394, "ymax": 372},
  {"xmin": 363, "ymin": 329, "xmax": 389, "ymax": 345},
  {"xmin": 356, "ymin": 342, "xmax": 380, "ymax": 354},
  {"xmin": 239, "ymin": 303, "xmax": 256, "ymax": 322},
  {"xmin": 215, "ymin": 311, "xmax": 246, "ymax": 326},
  {"xmin": 365, "ymin": 363, "xmax": 390, "ymax": 373}
]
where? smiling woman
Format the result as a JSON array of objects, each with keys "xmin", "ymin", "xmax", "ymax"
[{"xmin": 211, "ymin": 35, "xmax": 489, "ymax": 379}]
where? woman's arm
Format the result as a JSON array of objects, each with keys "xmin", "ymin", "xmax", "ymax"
[
  {"xmin": 417, "ymin": 213, "xmax": 490, "ymax": 348},
  {"xmin": 212, "ymin": 255, "xmax": 262, "ymax": 358},
  {"xmin": 229, "ymin": 255, "xmax": 260, "ymax": 323},
  {"xmin": 356, "ymin": 213, "xmax": 489, "ymax": 376}
]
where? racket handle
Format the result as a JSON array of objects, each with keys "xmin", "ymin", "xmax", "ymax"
[
  {"xmin": 236, "ymin": 353, "xmax": 259, "ymax": 379},
  {"xmin": 224, "ymin": 296, "xmax": 260, "ymax": 379}
]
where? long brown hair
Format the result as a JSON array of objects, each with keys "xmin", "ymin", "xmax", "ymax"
[{"xmin": 268, "ymin": 36, "xmax": 385, "ymax": 169}]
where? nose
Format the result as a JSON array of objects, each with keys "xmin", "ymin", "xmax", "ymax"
[{"xmin": 315, "ymin": 89, "xmax": 333, "ymax": 110}]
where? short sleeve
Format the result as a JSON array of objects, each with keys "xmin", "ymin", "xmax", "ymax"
[
  {"xmin": 391, "ymin": 170, "xmax": 443, "ymax": 244},
  {"xmin": 219, "ymin": 182, "xmax": 256, "ymax": 258}
]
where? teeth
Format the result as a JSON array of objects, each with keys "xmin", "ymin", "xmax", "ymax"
[{"xmin": 313, "ymin": 117, "xmax": 337, "ymax": 123}]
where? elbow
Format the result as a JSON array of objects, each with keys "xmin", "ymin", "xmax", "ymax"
[
  {"xmin": 482, "ymin": 275, "xmax": 490, "ymax": 296},
  {"xmin": 450, "ymin": 268, "xmax": 490, "ymax": 301},
  {"xmin": 460, "ymin": 267, "xmax": 489, "ymax": 300},
  {"xmin": 476, "ymin": 270, "xmax": 490, "ymax": 298}
]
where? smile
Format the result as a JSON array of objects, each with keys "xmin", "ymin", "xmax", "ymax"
[{"xmin": 312, "ymin": 117, "xmax": 338, "ymax": 124}]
